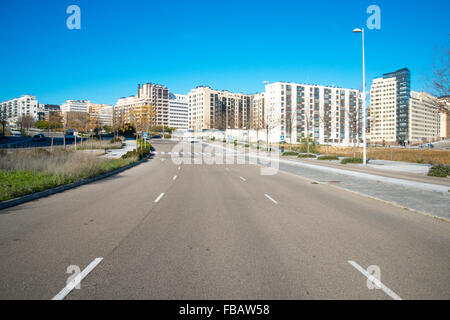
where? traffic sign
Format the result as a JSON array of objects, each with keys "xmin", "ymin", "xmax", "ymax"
[
  {"xmin": 143, "ymin": 132, "xmax": 148, "ymax": 139},
  {"xmin": 280, "ymin": 135, "xmax": 285, "ymax": 141}
]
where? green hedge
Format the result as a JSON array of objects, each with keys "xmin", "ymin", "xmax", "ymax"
[
  {"xmin": 282, "ymin": 151, "xmax": 299, "ymax": 156},
  {"xmin": 427, "ymin": 164, "xmax": 450, "ymax": 177},
  {"xmin": 298, "ymin": 153, "xmax": 317, "ymax": 158},
  {"xmin": 317, "ymin": 155, "xmax": 339, "ymax": 161},
  {"xmin": 341, "ymin": 157, "xmax": 363, "ymax": 164}
]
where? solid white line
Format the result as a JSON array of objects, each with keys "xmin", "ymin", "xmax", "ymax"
[
  {"xmin": 178, "ymin": 166, "xmax": 181, "ymax": 170},
  {"xmin": 240, "ymin": 176, "xmax": 246, "ymax": 182},
  {"xmin": 161, "ymin": 152, "xmax": 165, "ymax": 155},
  {"xmin": 173, "ymin": 175, "xmax": 177, "ymax": 180},
  {"xmin": 264, "ymin": 194, "xmax": 278, "ymax": 204},
  {"xmin": 154, "ymin": 193, "xmax": 165, "ymax": 203},
  {"xmin": 348, "ymin": 260, "xmax": 402, "ymax": 300},
  {"xmin": 52, "ymin": 258, "xmax": 103, "ymax": 300}
]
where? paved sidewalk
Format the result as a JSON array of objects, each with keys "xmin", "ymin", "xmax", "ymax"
[{"xmin": 103, "ymin": 139, "xmax": 136, "ymax": 158}]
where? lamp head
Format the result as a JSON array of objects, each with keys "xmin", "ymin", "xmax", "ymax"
[{"xmin": 353, "ymin": 28, "xmax": 362, "ymax": 33}]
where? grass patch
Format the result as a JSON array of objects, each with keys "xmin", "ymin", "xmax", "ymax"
[
  {"xmin": 298, "ymin": 153, "xmax": 317, "ymax": 158},
  {"xmin": 427, "ymin": 164, "xmax": 450, "ymax": 177},
  {"xmin": 317, "ymin": 155, "xmax": 339, "ymax": 161},
  {"xmin": 74, "ymin": 140, "xmax": 123, "ymax": 150},
  {"xmin": 341, "ymin": 157, "xmax": 363, "ymax": 164},
  {"xmin": 282, "ymin": 151, "xmax": 299, "ymax": 156},
  {"xmin": 0, "ymin": 149, "xmax": 138, "ymax": 202}
]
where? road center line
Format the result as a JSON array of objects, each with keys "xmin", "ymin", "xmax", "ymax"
[
  {"xmin": 348, "ymin": 260, "xmax": 402, "ymax": 300},
  {"xmin": 173, "ymin": 175, "xmax": 177, "ymax": 181},
  {"xmin": 51, "ymin": 258, "xmax": 103, "ymax": 300},
  {"xmin": 264, "ymin": 194, "xmax": 278, "ymax": 204},
  {"xmin": 154, "ymin": 193, "xmax": 165, "ymax": 203},
  {"xmin": 240, "ymin": 176, "xmax": 246, "ymax": 182}
]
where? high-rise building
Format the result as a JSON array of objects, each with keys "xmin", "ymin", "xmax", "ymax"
[
  {"xmin": 408, "ymin": 91, "xmax": 440, "ymax": 143},
  {"xmin": 438, "ymin": 96, "xmax": 450, "ymax": 139},
  {"xmin": 369, "ymin": 68, "xmax": 411, "ymax": 144},
  {"xmin": 38, "ymin": 104, "xmax": 61, "ymax": 121},
  {"xmin": 115, "ymin": 83, "xmax": 169, "ymax": 127},
  {"xmin": 169, "ymin": 93, "xmax": 189, "ymax": 130},
  {"xmin": 0, "ymin": 95, "xmax": 39, "ymax": 125},
  {"xmin": 250, "ymin": 92, "xmax": 265, "ymax": 130},
  {"xmin": 88, "ymin": 103, "xmax": 113, "ymax": 127},
  {"xmin": 264, "ymin": 82, "xmax": 362, "ymax": 145},
  {"xmin": 188, "ymin": 86, "xmax": 251, "ymax": 131}
]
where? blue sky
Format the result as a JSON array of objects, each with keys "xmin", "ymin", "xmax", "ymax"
[{"xmin": 0, "ymin": 0, "xmax": 449, "ymax": 105}]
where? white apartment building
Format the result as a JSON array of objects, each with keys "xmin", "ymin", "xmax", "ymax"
[
  {"xmin": 188, "ymin": 86, "xmax": 251, "ymax": 131},
  {"xmin": 169, "ymin": 93, "xmax": 189, "ymax": 130},
  {"xmin": 61, "ymin": 100, "xmax": 90, "ymax": 113},
  {"xmin": 369, "ymin": 77, "xmax": 397, "ymax": 143},
  {"xmin": 264, "ymin": 82, "xmax": 362, "ymax": 145},
  {"xmin": 0, "ymin": 95, "xmax": 39, "ymax": 125},
  {"xmin": 115, "ymin": 83, "xmax": 169, "ymax": 127},
  {"xmin": 408, "ymin": 91, "xmax": 440, "ymax": 143}
]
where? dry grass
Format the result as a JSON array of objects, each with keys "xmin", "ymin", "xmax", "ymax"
[
  {"xmin": 316, "ymin": 146, "xmax": 450, "ymax": 164},
  {"xmin": 72, "ymin": 140, "xmax": 123, "ymax": 150},
  {"xmin": 0, "ymin": 148, "xmax": 138, "ymax": 201}
]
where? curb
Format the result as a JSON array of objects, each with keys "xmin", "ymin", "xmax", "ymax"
[{"xmin": 0, "ymin": 155, "xmax": 153, "ymax": 211}]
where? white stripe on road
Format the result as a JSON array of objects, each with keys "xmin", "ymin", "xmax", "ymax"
[
  {"xmin": 173, "ymin": 175, "xmax": 177, "ymax": 181},
  {"xmin": 178, "ymin": 167, "xmax": 181, "ymax": 171},
  {"xmin": 154, "ymin": 193, "xmax": 165, "ymax": 203},
  {"xmin": 52, "ymin": 258, "xmax": 103, "ymax": 300},
  {"xmin": 264, "ymin": 194, "xmax": 278, "ymax": 204},
  {"xmin": 240, "ymin": 176, "xmax": 246, "ymax": 182},
  {"xmin": 161, "ymin": 152, "xmax": 165, "ymax": 155},
  {"xmin": 348, "ymin": 260, "xmax": 402, "ymax": 300}
]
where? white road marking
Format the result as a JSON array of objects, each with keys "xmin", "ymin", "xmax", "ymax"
[
  {"xmin": 52, "ymin": 258, "xmax": 103, "ymax": 300},
  {"xmin": 161, "ymin": 158, "xmax": 165, "ymax": 161},
  {"xmin": 240, "ymin": 176, "xmax": 246, "ymax": 182},
  {"xmin": 348, "ymin": 260, "xmax": 402, "ymax": 300},
  {"xmin": 173, "ymin": 175, "xmax": 177, "ymax": 180},
  {"xmin": 161, "ymin": 152, "xmax": 165, "ymax": 155},
  {"xmin": 264, "ymin": 194, "xmax": 278, "ymax": 204},
  {"xmin": 154, "ymin": 193, "xmax": 165, "ymax": 203},
  {"xmin": 225, "ymin": 168, "xmax": 230, "ymax": 171},
  {"xmin": 178, "ymin": 166, "xmax": 181, "ymax": 170}
]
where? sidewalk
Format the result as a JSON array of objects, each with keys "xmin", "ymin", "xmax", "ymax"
[{"xmin": 103, "ymin": 139, "xmax": 136, "ymax": 158}]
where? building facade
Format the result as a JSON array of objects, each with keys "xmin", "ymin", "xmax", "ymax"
[
  {"xmin": 88, "ymin": 103, "xmax": 113, "ymax": 127},
  {"xmin": 115, "ymin": 83, "xmax": 169, "ymax": 127},
  {"xmin": 438, "ymin": 96, "xmax": 450, "ymax": 139},
  {"xmin": 369, "ymin": 68, "xmax": 411, "ymax": 144},
  {"xmin": 169, "ymin": 93, "xmax": 189, "ymax": 130},
  {"xmin": 38, "ymin": 104, "xmax": 61, "ymax": 121},
  {"xmin": 408, "ymin": 91, "xmax": 440, "ymax": 143},
  {"xmin": 188, "ymin": 86, "xmax": 252, "ymax": 131},
  {"xmin": 0, "ymin": 95, "xmax": 39, "ymax": 125},
  {"xmin": 264, "ymin": 82, "xmax": 362, "ymax": 145},
  {"xmin": 250, "ymin": 92, "xmax": 265, "ymax": 130}
]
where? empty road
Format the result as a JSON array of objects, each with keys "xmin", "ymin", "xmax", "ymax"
[{"xmin": 0, "ymin": 140, "xmax": 449, "ymax": 300}]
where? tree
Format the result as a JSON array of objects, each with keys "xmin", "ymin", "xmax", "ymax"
[
  {"xmin": 48, "ymin": 111, "xmax": 63, "ymax": 149},
  {"xmin": 16, "ymin": 115, "xmax": 35, "ymax": 136},
  {"xmin": 286, "ymin": 104, "xmax": 297, "ymax": 150},
  {"xmin": 263, "ymin": 104, "xmax": 280, "ymax": 152},
  {"xmin": 1, "ymin": 107, "xmax": 7, "ymax": 136},
  {"xmin": 425, "ymin": 46, "xmax": 449, "ymax": 98},
  {"xmin": 130, "ymin": 105, "xmax": 156, "ymax": 151},
  {"xmin": 347, "ymin": 107, "xmax": 361, "ymax": 158}
]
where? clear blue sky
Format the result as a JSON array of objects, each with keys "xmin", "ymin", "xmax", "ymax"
[{"xmin": 0, "ymin": 0, "xmax": 449, "ymax": 105}]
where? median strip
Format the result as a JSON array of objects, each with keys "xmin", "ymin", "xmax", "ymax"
[{"xmin": 52, "ymin": 258, "xmax": 103, "ymax": 300}]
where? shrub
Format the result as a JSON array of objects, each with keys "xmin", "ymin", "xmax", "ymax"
[
  {"xmin": 298, "ymin": 153, "xmax": 317, "ymax": 158},
  {"xmin": 211, "ymin": 137, "xmax": 216, "ymax": 141},
  {"xmin": 110, "ymin": 137, "xmax": 124, "ymax": 144},
  {"xmin": 222, "ymin": 139, "xmax": 226, "ymax": 143},
  {"xmin": 317, "ymin": 155, "xmax": 339, "ymax": 161},
  {"xmin": 234, "ymin": 140, "xmax": 238, "ymax": 146},
  {"xmin": 299, "ymin": 138, "xmax": 317, "ymax": 154},
  {"xmin": 245, "ymin": 144, "xmax": 249, "ymax": 148},
  {"xmin": 282, "ymin": 151, "xmax": 299, "ymax": 156},
  {"xmin": 427, "ymin": 164, "xmax": 450, "ymax": 177},
  {"xmin": 341, "ymin": 157, "xmax": 363, "ymax": 164}
]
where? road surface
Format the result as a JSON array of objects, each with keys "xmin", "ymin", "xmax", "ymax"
[{"xmin": 0, "ymin": 140, "xmax": 449, "ymax": 300}]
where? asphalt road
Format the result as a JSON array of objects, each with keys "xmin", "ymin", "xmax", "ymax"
[{"xmin": 0, "ymin": 140, "xmax": 449, "ymax": 300}]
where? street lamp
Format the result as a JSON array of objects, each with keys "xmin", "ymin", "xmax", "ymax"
[{"xmin": 353, "ymin": 27, "xmax": 367, "ymax": 165}]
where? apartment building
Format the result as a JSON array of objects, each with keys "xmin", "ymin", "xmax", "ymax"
[
  {"xmin": 438, "ymin": 96, "xmax": 450, "ymax": 139},
  {"xmin": 408, "ymin": 91, "xmax": 440, "ymax": 143},
  {"xmin": 188, "ymin": 86, "xmax": 251, "ymax": 131},
  {"xmin": 115, "ymin": 83, "xmax": 169, "ymax": 127},
  {"xmin": 264, "ymin": 82, "xmax": 362, "ymax": 145},
  {"xmin": 369, "ymin": 68, "xmax": 411, "ymax": 144},
  {"xmin": 37, "ymin": 104, "xmax": 60, "ymax": 121},
  {"xmin": 251, "ymin": 92, "xmax": 265, "ymax": 130},
  {"xmin": 88, "ymin": 103, "xmax": 113, "ymax": 127},
  {"xmin": 169, "ymin": 93, "xmax": 189, "ymax": 130},
  {"xmin": 0, "ymin": 95, "xmax": 39, "ymax": 125}
]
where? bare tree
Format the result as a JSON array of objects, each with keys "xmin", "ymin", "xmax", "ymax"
[
  {"xmin": 425, "ymin": 46, "xmax": 449, "ymax": 98},
  {"xmin": 16, "ymin": 115, "xmax": 35, "ymax": 136},
  {"xmin": 263, "ymin": 104, "xmax": 280, "ymax": 152},
  {"xmin": 346, "ymin": 107, "xmax": 361, "ymax": 158},
  {"xmin": 286, "ymin": 105, "xmax": 297, "ymax": 150},
  {"xmin": 0, "ymin": 106, "xmax": 7, "ymax": 136}
]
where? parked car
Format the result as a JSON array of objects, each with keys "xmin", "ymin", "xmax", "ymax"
[
  {"xmin": 65, "ymin": 130, "xmax": 75, "ymax": 141},
  {"xmin": 32, "ymin": 133, "xmax": 46, "ymax": 142}
]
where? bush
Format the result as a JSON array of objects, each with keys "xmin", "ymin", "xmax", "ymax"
[
  {"xmin": 317, "ymin": 155, "xmax": 339, "ymax": 161},
  {"xmin": 298, "ymin": 153, "xmax": 317, "ymax": 158},
  {"xmin": 211, "ymin": 137, "xmax": 216, "ymax": 141},
  {"xmin": 282, "ymin": 151, "xmax": 299, "ymax": 156},
  {"xmin": 245, "ymin": 144, "xmax": 249, "ymax": 148},
  {"xmin": 341, "ymin": 157, "xmax": 363, "ymax": 164},
  {"xmin": 234, "ymin": 140, "xmax": 238, "ymax": 146},
  {"xmin": 110, "ymin": 137, "xmax": 124, "ymax": 144},
  {"xmin": 427, "ymin": 164, "xmax": 450, "ymax": 177},
  {"xmin": 299, "ymin": 138, "xmax": 317, "ymax": 154}
]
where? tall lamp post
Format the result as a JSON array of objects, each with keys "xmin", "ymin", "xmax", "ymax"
[{"xmin": 353, "ymin": 28, "xmax": 367, "ymax": 165}]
